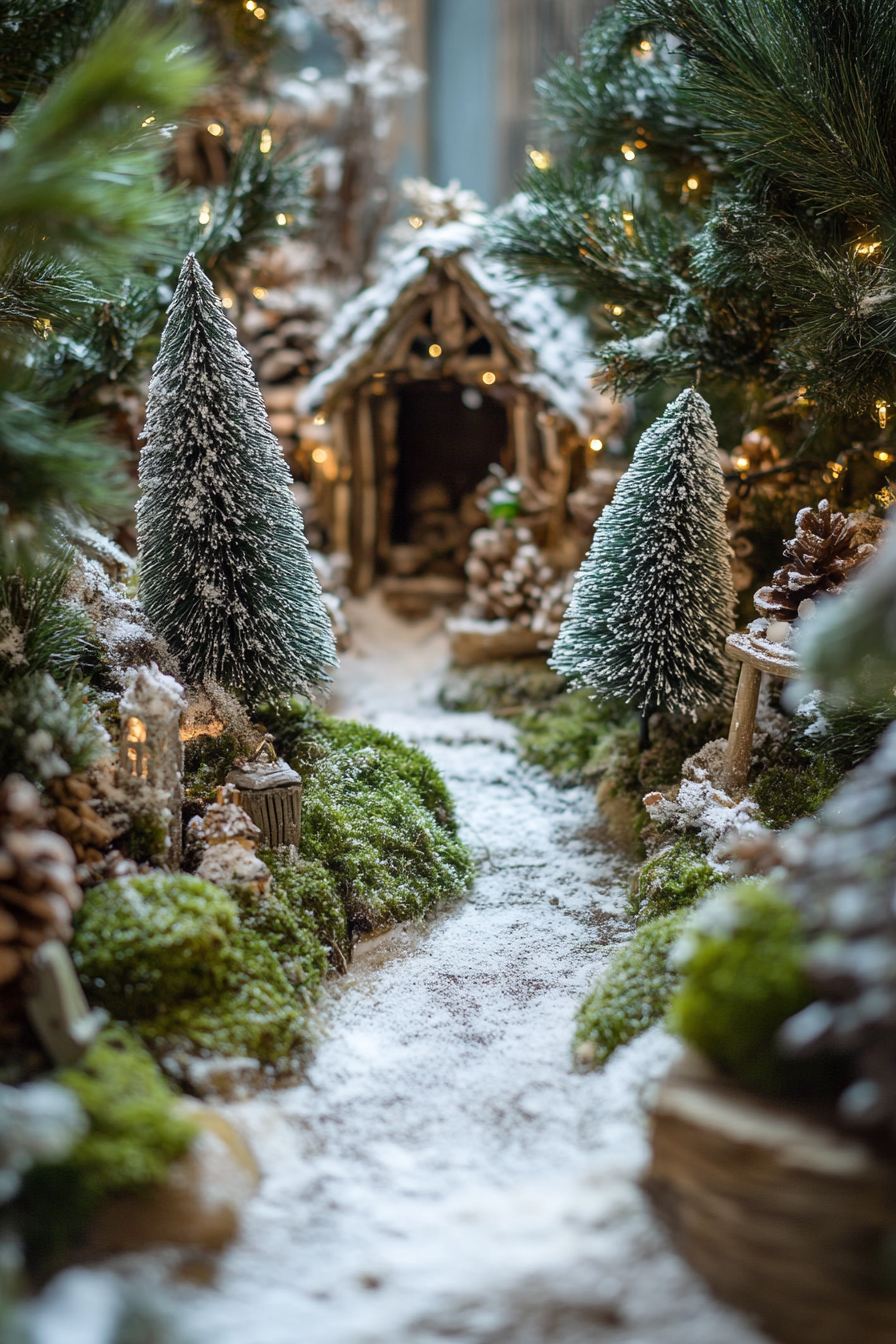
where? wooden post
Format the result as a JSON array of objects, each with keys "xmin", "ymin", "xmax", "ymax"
[
  {"xmin": 538, "ymin": 416, "xmax": 570, "ymax": 549},
  {"xmin": 330, "ymin": 405, "xmax": 352, "ymax": 559},
  {"xmin": 353, "ymin": 389, "xmax": 378, "ymax": 595},
  {"xmin": 723, "ymin": 660, "xmax": 763, "ymax": 795},
  {"xmin": 512, "ymin": 398, "xmax": 533, "ymax": 483},
  {"xmin": 723, "ymin": 633, "xmax": 801, "ymax": 795}
]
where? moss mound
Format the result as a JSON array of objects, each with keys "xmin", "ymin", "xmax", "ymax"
[
  {"xmin": 16, "ymin": 1025, "xmax": 195, "ymax": 1273},
  {"xmin": 574, "ymin": 912, "xmax": 687, "ymax": 1068},
  {"xmin": 669, "ymin": 881, "xmax": 815, "ymax": 1093},
  {"xmin": 72, "ymin": 873, "xmax": 308, "ymax": 1063},
  {"xmin": 265, "ymin": 701, "xmax": 474, "ymax": 929},
  {"xmin": 752, "ymin": 755, "xmax": 842, "ymax": 829},
  {"xmin": 631, "ymin": 838, "xmax": 723, "ymax": 924},
  {"xmin": 259, "ymin": 849, "xmax": 350, "ymax": 971},
  {"xmin": 516, "ymin": 690, "xmax": 632, "ymax": 784},
  {"xmin": 439, "ymin": 659, "xmax": 565, "ymax": 714}
]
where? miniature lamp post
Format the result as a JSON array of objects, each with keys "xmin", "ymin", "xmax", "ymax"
[
  {"xmin": 117, "ymin": 664, "xmax": 188, "ymax": 868},
  {"xmin": 226, "ymin": 736, "xmax": 303, "ymax": 850}
]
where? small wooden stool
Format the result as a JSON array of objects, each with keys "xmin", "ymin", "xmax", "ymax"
[{"xmin": 723, "ymin": 631, "xmax": 800, "ymax": 795}]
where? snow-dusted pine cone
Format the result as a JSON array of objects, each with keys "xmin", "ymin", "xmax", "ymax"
[
  {"xmin": 754, "ymin": 499, "xmax": 875, "ymax": 622},
  {"xmin": 0, "ymin": 775, "xmax": 82, "ymax": 1005}
]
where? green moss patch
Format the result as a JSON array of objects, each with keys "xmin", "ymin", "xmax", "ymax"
[
  {"xmin": 16, "ymin": 1024, "xmax": 195, "ymax": 1274},
  {"xmin": 72, "ymin": 873, "xmax": 308, "ymax": 1064},
  {"xmin": 259, "ymin": 849, "xmax": 350, "ymax": 972},
  {"xmin": 631, "ymin": 838, "xmax": 723, "ymax": 924},
  {"xmin": 752, "ymin": 756, "xmax": 842, "ymax": 830},
  {"xmin": 439, "ymin": 659, "xmax": 565, "ymax": 714},
  {"xmin": 264, "ymin": 701, "xmax": 474, "ymax": 930},
  {"xmin": 669, "ymin": 881, "xmax": 815, "ymax": 1093},
  {"xmin": 516, "ymin": 690, "xmax": 633, "ymax": 784},
  {"xmin": 182, "ymin": 732, "xmax": 241, "ymax": 802},
  {"xmin": 574, "ymin": 912, "xmax": 687, "ymax": 1068}
]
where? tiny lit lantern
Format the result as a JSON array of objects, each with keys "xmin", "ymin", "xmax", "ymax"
[
  {"xmin": 226, "ymin": 735, "xmax": 303, "ymax": 850},
  {"xmin": 117, "ymin": 664, "xmax": 188, "ymax": 868}
]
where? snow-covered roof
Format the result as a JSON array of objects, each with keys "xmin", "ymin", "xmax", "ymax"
[{"xmin": 302, "ymin": 218, "xmax": 604, "ymax": 437}]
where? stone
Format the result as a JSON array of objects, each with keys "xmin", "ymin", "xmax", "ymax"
[{"xmin": 87, "ymin": 1103, "xmax": 259, "ymax": 1255}]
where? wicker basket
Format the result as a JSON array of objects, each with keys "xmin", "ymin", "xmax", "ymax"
[{"xmin": 647, "ymin": 1051, "xmax": 896, "ymax": 1344}]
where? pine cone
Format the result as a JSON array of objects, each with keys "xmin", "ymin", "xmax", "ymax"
[
  {"xmin": 754, "ymin": 499, "xmax": 874, "ymax": 622},
  {"xmin": 0, "ymin": 775, "xmax": 82, "ymax": 1007},
  {"xmin": 45, "ymin": 773, "xmax": 115, "ymax": 870}
]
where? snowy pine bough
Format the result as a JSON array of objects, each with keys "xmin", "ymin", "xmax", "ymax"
[
  {"xmin": 138, "ymin": 255, "xmax": 336, "ymax": 702},
  {"xmin": 551, "ymin": 389, "xmax": 735, "ymax": 722}
]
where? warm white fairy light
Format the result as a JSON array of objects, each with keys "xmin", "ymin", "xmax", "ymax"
[
  {"xmin": 312, "ymin": 446, "xmax": 329, "ymax": 464},
  {"xmin": 611, "ymin": 304, "xmax": 624, "ymax": 316},
  {"xmin": 260, "ymin": 129, "xmax": 273, "ymax": 154},
  {"xmin": 313, "ymin": 413, "xmax": 327, "ymax": 426},
  {"xmin": 528, "ymin": 148, "xmax": 551, "ymax": 170},
  {"xmin": 876, "ymin": 399, "xmax": 888, "ymax": 428},
  {"xmin": 428, "ymin": 343, "xmax": 442, "ymax": 358},
  {"xmin": 207, "ymin": 122, "xmax": 224, "ymax": 137},
  {"xmin": 141, "ymin": 115, "xmax": 155, "ymax": 127},
  {"xmin": 482, "ymin": 371, "xmax": 496, "ymax": 385},
  {"xmin": 686, "ymin": 176, "xmax": 699, "ymax": 191},
  {"xmin": 621, "ymin": 144, "xmax": 636, "ymax": 161},
  {"xmin": 409, "ymin": 215, "xmax": 423, "ymax": 229},
  {"xmin": 198, "ymin": 200, "xmax": 211, "ymax": 225},
  {"xmin": 734, "ymin": 455, "xmax": 750, "ymax": 471},
  {"xmin": 589, "ymin": 437, "xmax": 603, "ymax": 452},
  {"xmin": 252, "ymin": 286, "xmax": 268, "ymax": 300}
]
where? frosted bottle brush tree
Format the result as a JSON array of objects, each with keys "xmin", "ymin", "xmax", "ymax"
[
  {"xmin": 551, "ymin": 389, "xmax": 734, "ymax": 745},
  {"xmin": 138, "ymin": 255, "xmax": 336, "ymax": 702}
]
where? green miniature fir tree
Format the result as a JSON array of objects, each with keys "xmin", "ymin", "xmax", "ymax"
[
  {"xmin": 138, "ymin": 254, "xmax": 336, "ymax": 701},
  {"xmin": 551, "ymin": 388, "xmax": 734, "ymax": 742}
]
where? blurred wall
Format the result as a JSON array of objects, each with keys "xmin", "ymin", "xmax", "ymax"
[{"xmin": 395, "ymin": 0, "xmax": 609, "ymax": 205}]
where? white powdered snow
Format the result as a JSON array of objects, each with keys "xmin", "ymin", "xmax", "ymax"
[{"xmin": 43, "ymin": 594, "xmax": 769, "ymax": 1344}]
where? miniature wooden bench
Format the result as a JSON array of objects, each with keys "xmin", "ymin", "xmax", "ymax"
[{"xmin": 723, "ymin": 630, "xmax": 801, "ymax": 795}]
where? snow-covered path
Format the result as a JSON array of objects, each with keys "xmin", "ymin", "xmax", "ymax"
[{"xmin": 131, "ymin": 597, "xmax": 768, "ymax": 1343}]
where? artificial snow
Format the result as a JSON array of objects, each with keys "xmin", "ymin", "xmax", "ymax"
[{"xmin": 42, "ymin": 594, "xmax": 769, "ymax": 1344}]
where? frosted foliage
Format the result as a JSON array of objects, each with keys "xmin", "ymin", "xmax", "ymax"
[
  {"xmin": 551, "ymin": 389, "xmax": 735, "ymax": 716},
  {"xmin": 777, "ymin": 721, "xmax": 896, "ymax": 1133},
  {"xmin": 138, "ymin": 255, "xmax": 337, "ymax": 701}
]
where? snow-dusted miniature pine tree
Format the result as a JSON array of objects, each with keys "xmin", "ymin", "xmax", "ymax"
[
  {"xmin": 551, "ymin": 388, "xmax": 734, "ymax": 738},
  {"xmin": 137, "ymin": 255, "xmax": 336, "ymax": 701}
]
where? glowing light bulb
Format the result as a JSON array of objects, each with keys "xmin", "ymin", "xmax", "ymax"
[
  {"xmin": 875, "ymin": 449, "xmax": 892, "ymax": 463},
  {"xmin": 827, "ymin": 460, "xmax": 844, "ymax": 478},
  {"xmin": 220, "ymin": 292, "xmax": 234, "ymax": 309},
  {"xmin": 621, "ymin": 145, "xmax": 636, "ymax": 161},
  {"xmin": 244, "ymin": 1, "xmax": 256, "ymax": 9},
  {"xmin": 634, "ymin": 139, "xmax": 647, "ymax": 149},
  {"xmin": 639, "ymin": 39, "xmax": 652, "ymax": 51},
  {"xmin": 276, "ymin": 212, "xmax": 287, "ymax": 226},
  {"xmin": 312, "ymin": 447, "xmax": 329, "ymax": 464},
  {"xmin": 876, "ymin": 399, "xmax": 888, "ymax": 428},
  {"xmin": 612, "ymin": 305, "xmax": 624, "ymax": 316},
  {"xmin": 198, "ymin": 200, "xmax": 211, "ymax": 225},
  {"xmin": 314, "ymin": 413, "xmax": 327, "ymax": 426},
  {"xmin": 428, "ymin": 343, "xmax": 442, "ymax": 358},
  {"xmin": 482, "ymin": 371, "xmax": 497, "ymax": 386},
  {"xmin": 589, "ymin": 438, "xmax": 603, "ymax": 452},
  {"xmin": 141, "ymin": 115, "xmax": 155, "ymax": 127},
  {"xmin": 254, "ymin": 6, "xmax": 266, "ymax": 18},
  {"xmin": 686, "ymin": 176, "xmax": 699, "ymax": 191},
  {"xmin": 260, "ymin": 128, "xmax": 272, "ymax": 154},
  {"xmin": 855, "ymin": 240, "xmax": 881, "ymax": 256},
  {"xmin": 622, "ymin": 211, "xmax": 634, "ymax": 222},
  {"xmin": 409, "ymin": 216, "xmax": 424, "ymax": 229},
  {"xmin": 529, "ymin": 148, "xmax": 551, "ymax": 170},
  {"xmin": 734, "ymin": 456, "xmax": 750, "ymax": 471},
  {"xmin": 252, "ymin": 286, "xmax": 268, "ymax": 300},
  {"xmin": 207, "ymin": 122, "xmax": 224, "ymax": 137}
]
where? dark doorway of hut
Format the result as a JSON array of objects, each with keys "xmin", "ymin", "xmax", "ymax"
[{"xmin": 385, "ymin": 379, "xmax": 507, "ymax": 616}]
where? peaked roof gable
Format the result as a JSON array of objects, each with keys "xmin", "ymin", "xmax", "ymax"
[{"xmin": 302, "ymin": 219, "xmax": 601, "ymax": 436}]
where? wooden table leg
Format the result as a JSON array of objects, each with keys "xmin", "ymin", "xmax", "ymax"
[{"xmin": 723, "ymin": 661, "xmax": 763, "ymax": 795}]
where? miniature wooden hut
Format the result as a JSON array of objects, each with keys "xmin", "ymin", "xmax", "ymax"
[{"xmin": 301, "ymin": 198, "xmax": 617, "ymax": 599}]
